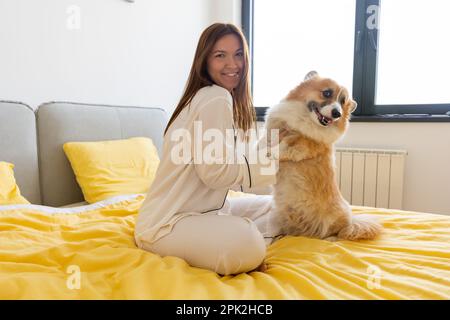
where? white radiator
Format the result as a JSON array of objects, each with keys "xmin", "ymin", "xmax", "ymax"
[{"xmin": 335, "ymin": 147, "xmax": 407, "ymax": 209}]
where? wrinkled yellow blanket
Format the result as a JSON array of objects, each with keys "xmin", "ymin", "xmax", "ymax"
[{"xmin": 0, "ymin": 194, "xmax": 449, "ymax": 299}]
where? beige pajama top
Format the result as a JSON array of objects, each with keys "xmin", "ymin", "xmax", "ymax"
[{"xmin": 134, "ymin": 85, "xmax": 276, "ymax": 247}]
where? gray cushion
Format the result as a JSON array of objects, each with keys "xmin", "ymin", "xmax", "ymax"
[
  {"xmin": 0, "ymin": 101, "xmax": 41, "ymax": 204},
  {"xmin": 37, "ymin": 101, "xmax": 168, "ymax": 207}
]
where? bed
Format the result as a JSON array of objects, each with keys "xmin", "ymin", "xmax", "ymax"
[{"xmin": 0, "ymin": 100, "xmax": 449, "ymax": 299}]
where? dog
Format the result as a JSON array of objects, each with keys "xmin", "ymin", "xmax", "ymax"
[{"xmin": 265, "ymin": 71, "xmax": 382, "ymax": 241}]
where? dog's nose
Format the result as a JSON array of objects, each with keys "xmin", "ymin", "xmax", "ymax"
[{"xmin": 331, "ymin": 109, "xmax": 341, "ymax": 119}]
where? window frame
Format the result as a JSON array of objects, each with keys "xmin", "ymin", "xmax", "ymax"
[{"xmin": 242, "ymin": 0, "xmax": 450, "ymax": 122}]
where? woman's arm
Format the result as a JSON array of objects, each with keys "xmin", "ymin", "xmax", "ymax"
[{"xmin": 192, "ymin": 98, "xmax": 276, "ymax": 190}]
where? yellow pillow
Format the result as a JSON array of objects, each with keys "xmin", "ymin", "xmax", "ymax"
[
  {"xmin": 63, "ymin": 137, "xmax": 160, "ymax": 204},
  {"xmin": 0, "ymin": 161, "xmax": 30, "ymax": 205}
]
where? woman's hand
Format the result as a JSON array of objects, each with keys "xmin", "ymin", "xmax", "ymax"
[
  {"xmin": 278, "ymin": 127, "xmax": 291, "ymax": 143},
  {"xmin": 264, "ymin": 126, "xmax": 291, "ymax": 160},
  {"xmin": 266, "ymin": 126, "xmax": 290, "ymax": 148}
]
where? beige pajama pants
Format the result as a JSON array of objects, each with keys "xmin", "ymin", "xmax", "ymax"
[{"xmin": 144, "ymin": 195, "xmax": 282, "ymax": 276}]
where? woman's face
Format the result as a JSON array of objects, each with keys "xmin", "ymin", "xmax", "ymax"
[{"xmin": 207, "ymin": 34, "xmax": 244, "ymax": 92}]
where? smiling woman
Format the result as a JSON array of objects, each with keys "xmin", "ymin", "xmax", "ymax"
[
  {"xmin": 207, "ymin": 34, "xmax": 244, "ymax": 92},
  {"xmin": 135, "ymin": 23, "xmax": 283, "ymax": 276},
  {"xmin": 163, "ymin": 23, "xmax": 254, "ymax": 137}
]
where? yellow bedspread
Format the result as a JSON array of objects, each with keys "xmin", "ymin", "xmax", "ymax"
[{"xmin": 0, "ymin": 194, "xmax": 449, "ymax": 299}]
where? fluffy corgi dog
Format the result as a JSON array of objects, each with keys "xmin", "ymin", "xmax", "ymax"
[{"xmin": 265, "ymin": 71, "xmax": 382, "ymax": 240}]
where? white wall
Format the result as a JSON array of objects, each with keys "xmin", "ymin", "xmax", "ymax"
[
  {"xmin": 209, "ymin": 0, "xmax": 241, "ymax": 25},
  {"xmin": 337, "ymin": 123, "xmax": 450, "ymax": 215},
  {"xmin": 0, "ymin": 0, "xmax": 240, "ymax": 112}
]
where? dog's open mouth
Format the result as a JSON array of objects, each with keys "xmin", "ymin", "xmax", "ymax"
[{"xmin": 314, "ymin": 108, "xmax": 333, "ymax": 126}]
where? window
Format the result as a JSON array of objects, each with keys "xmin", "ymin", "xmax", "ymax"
[{"xmin": 242, "ymin": 0, "xmax": 450, "ymax": 121}]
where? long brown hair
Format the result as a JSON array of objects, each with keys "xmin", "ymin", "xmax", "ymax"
[{"xmin": 163, "ymin": 23, "xmax": 255, "ymax": 138}]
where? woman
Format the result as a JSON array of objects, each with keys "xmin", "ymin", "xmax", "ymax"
[{"xmin": 135, "ymin": 23, "xmax": 285, "ymax": 275}]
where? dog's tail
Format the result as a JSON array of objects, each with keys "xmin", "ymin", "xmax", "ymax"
[{"xmin": 338, "ymin": 214, "xmax": 382, "ymax": 240}]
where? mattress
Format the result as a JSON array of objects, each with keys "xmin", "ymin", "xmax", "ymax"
[{"xmin": 0, "ymin": 194, "xmax": 449, "ymax": 299}]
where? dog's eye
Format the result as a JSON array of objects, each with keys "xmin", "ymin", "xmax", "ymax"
[{"xmin": 322, "ymin": 89, "xmax": 333, "ymax": 98}]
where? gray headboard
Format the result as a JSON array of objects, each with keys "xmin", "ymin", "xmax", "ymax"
[
  {"xmin": 37, "ymin": 102, "xmax": 168, "ymax": 207},
  {"xmin": 0, "ymin": 101, "xmax": 41, "ymax": 204}
]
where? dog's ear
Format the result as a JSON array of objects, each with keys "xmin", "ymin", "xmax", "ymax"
[
  {"xmin": 350, "ymin": 100, "xmax": 358, "ymax": 113},
  {"xmin": 304, "ymin": 71, "xmax": 319, "ymax": 81},
  {"xmin": 338, "ymin": 87, "xmax": 358, "ymax": 113}
]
